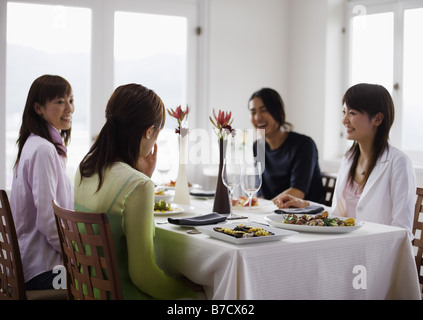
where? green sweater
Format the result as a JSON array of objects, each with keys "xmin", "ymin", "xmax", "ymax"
[{"xmin": 74, "ymin": 162, "xmax": 196, "ymax": 300}]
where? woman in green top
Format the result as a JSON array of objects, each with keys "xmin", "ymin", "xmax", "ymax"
[{"xmin": 74, "ymin": 84, "xmax": 199, "ymax": 299}]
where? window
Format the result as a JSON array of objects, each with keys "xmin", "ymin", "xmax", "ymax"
[
  {"xmin": 347, "ymin": 0, "xmax": 423, "ymax": 164},
  {"xmin": 350, "ymin": 11, "xmax": 394, "ymax": 91},
  {"xmin": 114, "ymin": 11, "xmax": 188, "ymax": 109},
  {"xmin": 5, "ymin": 2, "xmax": 91, "ymax": 187},
  {"xmin": 1, "ymin": 0, "xmax": 198, "ymax": 189},
  {"xmin": 402, "ymin": 7, "xmax": 423, "ymax": 152},
  {"xmin": 114, "ymin": 11, "xmax": 190, "ymax": 182}
]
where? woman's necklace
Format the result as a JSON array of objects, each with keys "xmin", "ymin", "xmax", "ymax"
[
  {"xmin": 357, "ymin": 159, "xmax": 368, "ymax": 176},
  {"xmin": 354, "ymin": 162, "xmax": 367, "ymax": 185}
]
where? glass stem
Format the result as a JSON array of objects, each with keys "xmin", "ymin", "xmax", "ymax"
[
  {"xmin": 228, "ymin": 188, "xmax": 233, "ymax": 214},
  {"xmin": 248, "ymin": 194, "xmax": 252, "ymax": 222}
]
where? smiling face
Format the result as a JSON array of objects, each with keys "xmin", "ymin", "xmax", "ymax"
[
  {"xmin": 35, "ymin": 94, "xmax": 74, "ymax": 131},
  {"xmin": 249, "ymin": 97, "xmax": 281, "ymax": 137},
  {"xmin": 342, "ymin": 105, "xmax": 383, "ymax": 144}
]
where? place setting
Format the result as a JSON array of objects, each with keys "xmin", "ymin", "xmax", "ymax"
[
  {"xmin": 157, "ymin": 209, "xmax": 228, "ymax": 235},
  {"xmin": 265, "ymin": 206, "xmax": 365, "ymax": 234},
  {"xmin": 158, "ymin": 158, "xmax": 299, "ymax": 244}
]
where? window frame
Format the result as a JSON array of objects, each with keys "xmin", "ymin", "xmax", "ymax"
[
  {"xmin": 0, "ymin": 0, "xmax": 200, "ymax": 189},
  {"xmin": 345, "ymin": 0, "xmax": 423, "ymax": 165}
]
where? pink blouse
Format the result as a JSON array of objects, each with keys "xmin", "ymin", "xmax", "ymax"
[
  {"xmin": 342, "ymin": 180, "xmax": 362, "ymax": 219},
  {"xmin": 10, "ymin": 127, "xmax": 73, "ymax": 283}
]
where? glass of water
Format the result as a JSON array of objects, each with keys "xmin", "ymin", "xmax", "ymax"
[
  {"xmin": 222, "ymin": 159, "xmax": 242, "ymax": 219},
  {"xmin": 241, "ymin": 161, "xmax": 262, "ymax": 222}
]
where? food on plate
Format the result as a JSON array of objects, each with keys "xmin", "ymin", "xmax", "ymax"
[
  {"xmin": 154, "ymin": 200, "xmax": 172, "ymax": 212},
  {"xmin": 165, "ymin": 180, "xmax": 192, "ymax": 188},
  {"xmin": 154, "ymin": 188, "xmax": 167, "ymax": 195},
  {"xmin": 213, "ymin": 224, "xmax": 274, "ymax": 239},
  {"xmin": 283, "ymin": 211, "xmax": 355, "ymax": 227},
  {"xmin": 232, "ymin": 196, "xmax": 258, "ymax": 207}
]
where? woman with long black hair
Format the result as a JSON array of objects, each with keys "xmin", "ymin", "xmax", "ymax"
[
  {"xmin": 249, "ymin": 87, "xmax": 325, "ymax": 204},
  {"xmin": 276, "ymin": 83, "xmax": 416, "ymax": 239},
  {"xmin": 10, "ymin": 74, "xmax": 75, "ymax": 289},
  {"xmin": 75, "ymin": 83, "xmax": 199, "ymax": 299}
]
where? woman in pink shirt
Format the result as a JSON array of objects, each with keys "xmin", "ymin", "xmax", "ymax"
[{"xmin": 10, "ymin": 75, "xmax": 75, "ymax": 290}]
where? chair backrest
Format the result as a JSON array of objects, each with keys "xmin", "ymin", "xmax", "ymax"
[
  {"xmin": 52, "ymin": 201, "xmax": 123, "ymax": 300},
  {"xmin": 413, "ymin": 187, "xmax": 423, "ymax": 291},
  {"xmin": 0, "ymin": 190, "xmax": 27, "ymax": 300},
  {"xmin": 321, "ymin": 172, "xmax": 337, "ymax": 207}
]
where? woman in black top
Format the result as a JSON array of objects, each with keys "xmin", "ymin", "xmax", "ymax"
[{"xmin": 249, "ymin": 88, "xmax": 325, "ymax": 204}]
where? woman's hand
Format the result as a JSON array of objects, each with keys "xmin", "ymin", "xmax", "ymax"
[
  {"xmin": 136, "ymin": 143, "xmax": 157, "ymax": 178},
  {"xmin": 273, "ymin": 194, "xmax": 310, "ymax": 209}
]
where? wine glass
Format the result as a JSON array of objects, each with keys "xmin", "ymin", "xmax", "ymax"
[
  {"xmin": 156, "ymin": 141, "xmax": 172, "ymax": 191},
  {"xmin": 156, "ymin": 161, "xmax": 171, "ymax": 190},
  {"xmin": 241, "ymin": 161, "xmax": 262, "ymax": 222},
  {"xmin": 222, "ymin": 159, "xmax": 242, "ymax": 219}
]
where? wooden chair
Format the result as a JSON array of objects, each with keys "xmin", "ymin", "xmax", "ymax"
[
  {"xmin": 412, "ymin": 187, "xmax": 423, "ymax": 297},
  {"xmin": 0, "ymin": 190, "xmax": 67, "ymax": 300},
  {"xmin": 52, "ymin": 201, "xmax": 123, "ymax": 300},
  {"xmin": 321, "ymin": 172, "xmax": 337, "ymax": 207}
]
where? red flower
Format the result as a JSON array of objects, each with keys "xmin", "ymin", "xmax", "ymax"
[
  {"xmin": 168, "ymin": 105, "xmax": 189, "ymax": 122},
  {"xmin": 167, "ymin": 105, "xmax": 189, "ymax": 136},
  {"xmin": 209, "ymin": 109, "xmax": 236, "ymax": 139}
]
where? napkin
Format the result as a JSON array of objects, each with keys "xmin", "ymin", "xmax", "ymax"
[
  {"xmin": 168, "ymin": 213, "xmax": 227, "ymax": 226},
  {"xmin": 274, "ymin": 205, "xmax": 324, "ymax": 215},
  {"xmin": 189, "ymin": 189, "xmax": 215, "ymax": 197}
]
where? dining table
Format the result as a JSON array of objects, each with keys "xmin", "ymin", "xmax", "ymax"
[{"xmin": 153, "ymin": 194, "xmax": 421, "ymax": 300}]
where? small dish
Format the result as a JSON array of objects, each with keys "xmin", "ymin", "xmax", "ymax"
[{"xmin": 196, "ymin": 222, "xmax": 297, "ymax": 245}]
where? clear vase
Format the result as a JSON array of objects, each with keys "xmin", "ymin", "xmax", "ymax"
[
  {"xmin": 173, "ymin": 134, "xmax": 190, "ymax": 205},
  {"xmin": 213, "ymin": 139, "xmax": 230, "ymax": 214}
]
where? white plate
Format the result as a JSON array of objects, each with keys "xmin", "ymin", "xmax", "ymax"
[
  {"xmin": 196, "ymin": 222, "xmax": 297, "ymax": 245},
  {"xmin": 264, "ymin": 214, "xmax": 364, "ymax": 233},
  {"xmin": 154, "ymin": 194, "xmax": 173, "ymax": 202},
  {"xmin": 205, "ymin": 198, "xmax": 276, "ymax": 211},
  {"xmin": 154, "ymin": 205, "xmax": 184, "ymax": 216},
  {"xmin": 164, "ymin": 183, "xmax": 201, "ymax": 190}
]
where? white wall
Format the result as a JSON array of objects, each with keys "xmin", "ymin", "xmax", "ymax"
[
  {"xmin": 195, "ymin": 0, "xmax": 289, "ymax": 189},
  {"xmin": 287, "ymin": 0, "xmax": 327, "ymax": 156},
  {"xmin": 287, "ymin": 0, "xmax": 345, "ymax": 163},
  {"xmin": 205, "ymin": 0, "xmax": 347, "ymax": 160},
  {"xmin": 0, "ymin": 1, "xmax": 6, "ymax": 189},
  {"xmin": 205, "ymin": 0, "xmax": 346, "ymax": 168},
  {"xmin": 207, "ymin": 0, "xmax": 289, "ymax": 130}
]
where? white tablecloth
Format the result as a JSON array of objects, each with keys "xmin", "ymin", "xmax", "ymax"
[{"xmin": 154, "ymin": 198, "xmax": 421, "ymax": 300}]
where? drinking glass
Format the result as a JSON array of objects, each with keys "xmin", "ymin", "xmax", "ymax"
[
  {"xmin": 156, "ymin": 161, "xmax": 171, "ymax": 190},
  {"xmin": 156, "ymin": 141, "xmax": 172, "ymax": 191},
  {"xmin": 241, "ymin": 161, "xmax": 262, "ymax": 222},
  {"xmin": 222, "ymin": 159, "xmax": 242, "ymax": 219}
]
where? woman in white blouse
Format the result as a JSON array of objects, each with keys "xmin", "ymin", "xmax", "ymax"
[
  {"xmin": 10, "ymin": 75, "xmax": 75, "ymax": 289},
  {"xmin": 275, "ymin": 83, "xmax": 416, "ymax": 239}
]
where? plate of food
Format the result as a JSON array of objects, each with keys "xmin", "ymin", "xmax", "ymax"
[
  {"xmin": 205, "ymin": 197, "xmax": 275, "ymax": 211},
  {"xmin": 264, "ymin": 211, "xmax": 364, "ymax": 233},
  {"xmin": 153, "ymin": 200, "xmax": 184, "ymax": 215},
  {"xmin": 196, "ymin": 222, "xmax": 297, "ymax": 245},
  {"xmin": 154, "ymin": 188, "xmax": 173, "ymax": 202},
  {"xmin": 164, "ymin": 180, "xmax": 200, "ymax": 190},
  {"xmin": 232, "ymin": 196, "xmax": 259, "ymax": 208}
]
